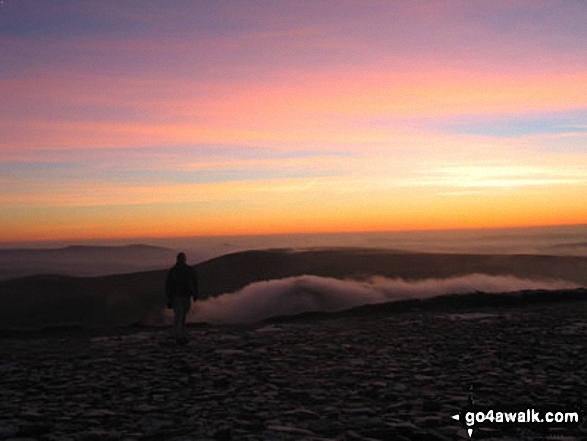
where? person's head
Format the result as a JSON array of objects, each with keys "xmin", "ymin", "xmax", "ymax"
[{"xmin": 176, "ymin": 252, "xmax": 187, "ymax": 265}]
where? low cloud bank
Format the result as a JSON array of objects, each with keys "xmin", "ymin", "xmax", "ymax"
[{"xmin": 188, "ymin": 274, "xmax": 579, "ymax": 324}]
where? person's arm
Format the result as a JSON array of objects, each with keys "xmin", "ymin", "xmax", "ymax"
[
  {"xmin": 165, "ymin": 270, "xmax": 173, "ymax": 308},
  {"xmin": 191, "ymin": 268, "xmax": 199, "ymax": 300}
]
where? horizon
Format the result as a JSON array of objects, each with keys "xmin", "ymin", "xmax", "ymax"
[
  {"xmin": 2, "ymin": 2, "xmax": 587, "ymax": 242},
  {"xmin": 1, "ymin": 221, "xmax": 585, "ymax": 242},
  {"xmin": 2, "ymin": 223, "xmax": 586, "ymax": 259},
  {"xmin": 1, "ymin": 221, "xmax": 586, "ymax": 247},
  {"xmin": 0, "ymin": 221, "xmax": 578, "ymax": 242}
]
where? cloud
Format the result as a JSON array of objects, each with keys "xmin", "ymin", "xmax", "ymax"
[
  {"xmin": 404, "ymin": 163, "xmax": 587, "ymax": 191},
  {"xmin": 188, "ymin": 274, "xmax": 579, "ymax": 324}
]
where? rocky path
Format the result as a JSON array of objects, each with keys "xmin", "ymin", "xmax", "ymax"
[{"xmin": 1, "ymin": 302, "xmax": 586, "ymax": 440}]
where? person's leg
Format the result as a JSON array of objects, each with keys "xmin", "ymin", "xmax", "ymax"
[
  {"xmin": 173, "ymin": 297, "xmax": 191, "ymax": 343},
  {"xmin": 172, "ymin": 297, "xmax": 184, "ymax": 342},
  {"xmin": 180, "ymin": 297, "xmax": 191, "ymax": 342}
]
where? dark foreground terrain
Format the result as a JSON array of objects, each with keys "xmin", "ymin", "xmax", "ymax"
[{"xmin": 1, "ymin": 297, "xmax": 586, "ymax": 440}]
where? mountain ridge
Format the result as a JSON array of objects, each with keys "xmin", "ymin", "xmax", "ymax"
[{"xmin": 1, "ymin": 248, "xmax": 586, "ymax": 329}]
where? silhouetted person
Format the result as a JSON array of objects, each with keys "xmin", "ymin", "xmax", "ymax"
[{"xmin": 165, "ymin": 252, "xmax": 198, "ymax": 344}]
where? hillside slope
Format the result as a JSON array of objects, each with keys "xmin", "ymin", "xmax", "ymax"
[{"xmin": 1, "ymin": 248, "xmax": 586, "ymax": 328}]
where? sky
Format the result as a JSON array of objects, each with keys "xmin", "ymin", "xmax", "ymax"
[{"xmin": 1, "ymin": 0, "xmax": 587, "ymax": 242}]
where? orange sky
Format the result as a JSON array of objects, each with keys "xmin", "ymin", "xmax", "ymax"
[{"xmin": 1, "ymin": 1, "xmax": 587, "ymax": 242}]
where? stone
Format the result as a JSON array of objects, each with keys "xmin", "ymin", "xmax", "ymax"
[
  {"xmin": 0, "ymin": 301, "xmax": 585, "ymax": 440},
  {"xmin": 266, "ymin": 425, "xmax": 316, "ymax": 436},
  {"xmin": 0, "ymin": 425, "xmax": 17, "ymax": 438}
]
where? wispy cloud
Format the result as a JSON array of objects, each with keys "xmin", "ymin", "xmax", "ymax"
[
  {"xmin": 2, "ymin": 1, "xmax": 587, "ymax": 240},
  {"xmin": 406, "ymin": 164, "xmax": 587, "ymax": 192}
]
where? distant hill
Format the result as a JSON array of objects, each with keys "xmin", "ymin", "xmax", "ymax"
[
  {"xmin": 196, "ymin": 248, "xmax": 587, "ymax": 296},
  {"xmin": 264, "ymin": 288, "xmax": 587, "ymax": 324},
  {"xmin": 1, "ymin": 248, "xmax": 586, "ymax": 329},
  {"xmin": 0, "ymin": 244, "xmax": 177, "ymax": 280},
  {"xmin": 542, "ymin": 241, "xmax": 587, "ymax": 252},
  {"xmin": 0, "ymin": 270, "xmax": 167, "ymax": 329}
]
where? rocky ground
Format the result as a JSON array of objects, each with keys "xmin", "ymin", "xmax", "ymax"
[{"xmin": 1, "ymin": 301, "xmax": 586, "ymax": 441}]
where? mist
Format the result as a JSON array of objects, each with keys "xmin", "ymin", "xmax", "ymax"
[{"xmin": 187, "ymin": 274, "xmax": 579, "ymax": 324}]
